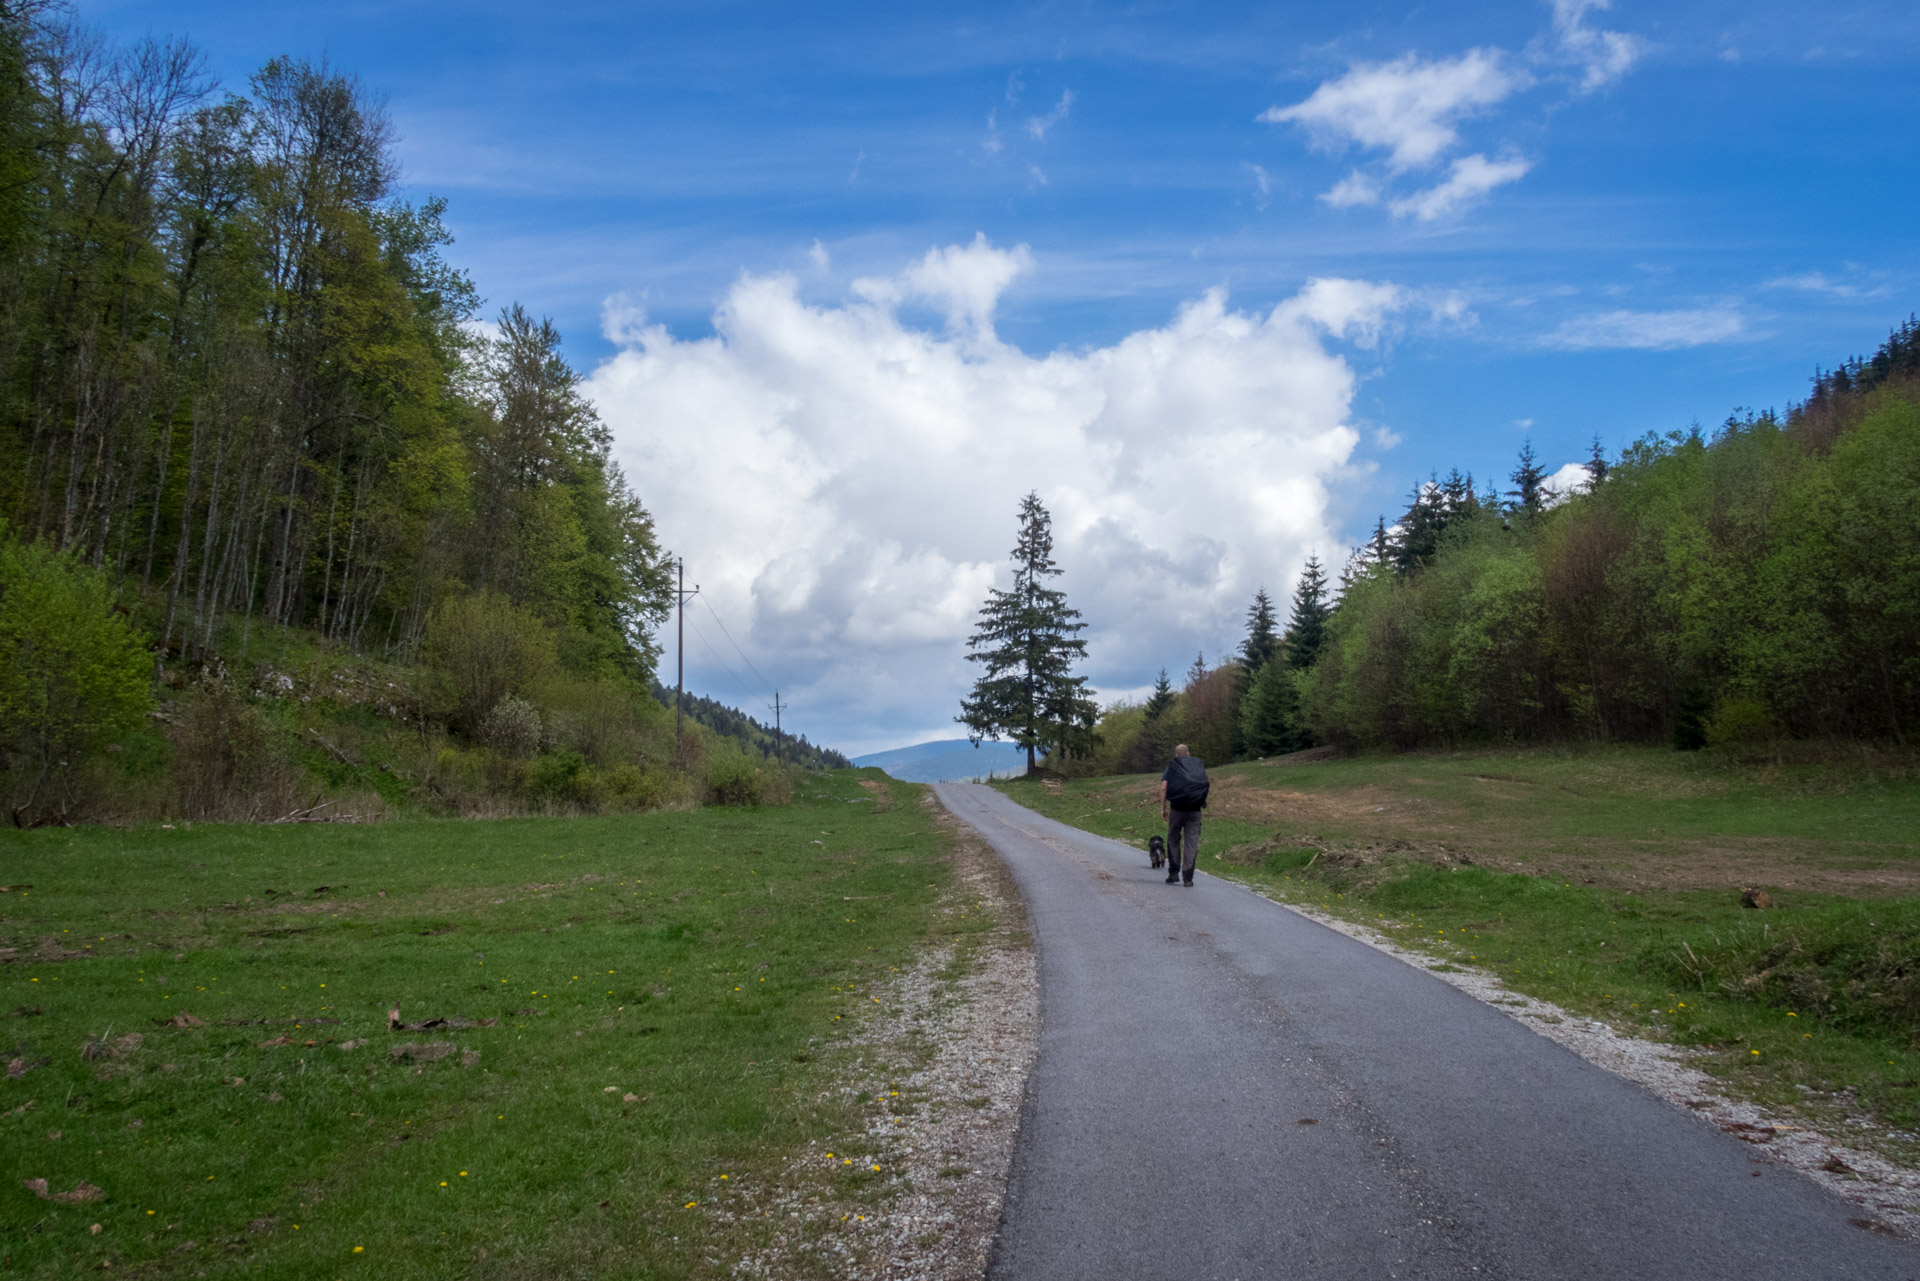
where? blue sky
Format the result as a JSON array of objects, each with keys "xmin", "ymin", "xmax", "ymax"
[{"xmin": 80, "ymin": 0, "xmax": 1920, "ymax": 753}]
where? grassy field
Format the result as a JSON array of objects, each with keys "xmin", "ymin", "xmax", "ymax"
[
  {"xmin": 999, "ymin": 745, "xmax": 1920, "ymax": 1157},
  {"xmin": 1, "ymin": 770, "xmax": 972, "ymax": 1278}
]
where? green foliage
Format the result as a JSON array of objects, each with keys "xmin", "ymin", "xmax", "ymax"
[
  {"xmin": 0, "ymin": 14, "xmax": 670, "ymax": 701},
  {"xmin": 652, "ymin": 681, "xmax": 851, "ymax": 770},
  {"xmin": 958, "ymin": 492, "xmax": 1097, "ymax": 767},
  {"xmin": 1703, "ymin": 695, "xmax": 1775, "ymax": 755},
  {"xmin": 1180, "ymin": 654, "xmax": 1239, "ymax": 766},
  {"xmin": 1307, "ymin": 366, "xmax": 1920, "ymax": 750},
  {"xmin": 1281, "ymin": 556, "xmax": 1332, "ymax": 671},
  {"xmin": 422, "ymin": 592, "xmax": 557, "ymax": 734},
  {"xmin": 0, "ymin": 534, "xmax": 153, "ymax": 822},
  {"xmin": 703, "ymin": 746, "xmax": 794, "ymax": 807},
  {"xmin": 1239, "ymin": 660, "xmax": 1305, "ymax": 758}
]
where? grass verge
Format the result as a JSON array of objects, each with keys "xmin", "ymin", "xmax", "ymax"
[
  {"xmin": 1, "ymin": 768, "xmax": 961, "ymax": 1278},
  {"xmin": 996, "ymin": 746, "xmax": 1920, "ymax": 1165}
]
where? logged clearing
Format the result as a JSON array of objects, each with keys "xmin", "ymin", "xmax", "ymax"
[
  {"xmin": 1003, "ymin": 745, "xmax": 1920, "ymax": 1164},
  {"xmin": 1048, "ymin": 746, "xmax": 1920, "ymax": 895}
]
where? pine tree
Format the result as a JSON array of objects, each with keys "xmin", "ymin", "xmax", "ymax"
[
  {"xmin": 1231, "ymin": 588, "xmax": 1280, "ymax": 759},
  {"xmin": 1586, "ymin": 435, "xmax": 1610, "ymax": 488},
  {"xmin": 1238, "ymin": 660, "xmax": 1301, "ymax": 758},
  {"xmin": 1508, "ymin": 440, "xmax": 1548, "ymax": 516},
  {"xmin": 1281, "ymin": 556, "xmax": 1331, "ymax": 670},
  {"xmin": 1240, "ymin": 590, "xmax": 1279, "ymax": 675},
  {"xmin": 1143, "ymin": 668, "xmax": 1175, "ymax": 721},
  {"xmin": 1123, "ymin": 667, "xmax": 1181, "ymax": 774},
  {"xmin": 1393, "ymin": 477, "xmax": 1447, "ymax": 573},
  {"xmin": 957, "ymin": 492, "xmax": 1095, "ymax": 769}
]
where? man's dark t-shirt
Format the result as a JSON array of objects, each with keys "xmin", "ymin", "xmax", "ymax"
[{"xmin": 1162, "ymin": 756, "xmax": 1210, "ymax": 811}]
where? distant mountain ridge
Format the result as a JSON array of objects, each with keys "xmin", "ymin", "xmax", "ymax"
[{"xmin": 853, "ymin": 738, "xmax": 1029, "ymax": 783}]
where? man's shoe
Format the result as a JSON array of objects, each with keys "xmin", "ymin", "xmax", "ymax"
[
  {"xmin": 1164, "ymin": 872, "xmax": 1179, "ymax": 884},
  {"xmin": 1182, "ymin": 875, "xmax": 1194, "ymax": 886}
]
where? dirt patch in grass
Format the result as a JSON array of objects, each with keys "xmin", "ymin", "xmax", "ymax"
[{"xmin": 1067, "ymin": 752, "xmax": 1920, "ymax": 896}]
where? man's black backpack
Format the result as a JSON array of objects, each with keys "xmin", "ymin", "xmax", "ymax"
[{"xmin": 1165, "ymin": 756, "xmax": 1210, "ymax": 810}]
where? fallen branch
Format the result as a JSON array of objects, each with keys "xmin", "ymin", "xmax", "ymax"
[
  {"xmin": 268, "ymin": 800, "xmax": 349, "ymax": 825},
  {"xmin": 305, "ymin": 728, "xmax": 359, "ymax": 766}
]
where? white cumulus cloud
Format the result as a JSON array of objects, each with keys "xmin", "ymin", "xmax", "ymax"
[{"xmin": 586, "ymin": 239, "xmax": 1401, "ymax": 754}]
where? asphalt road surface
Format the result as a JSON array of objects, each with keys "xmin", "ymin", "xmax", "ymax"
[{"xmin": 933, "ymin": 782, "xmax": 1920, "ymax": 1281}]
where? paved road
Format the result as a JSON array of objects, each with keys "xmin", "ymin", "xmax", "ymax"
[{"xmin": 933, "ymin": 783, "xmax": 1920, "ymax": 1281}]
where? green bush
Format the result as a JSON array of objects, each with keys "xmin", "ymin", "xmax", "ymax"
[
  {"xmin": 421, "ymin": 592, "xmax": 557, "ymax": 735},
  {"xmin": 525, "ymin": 749, "xmax": 598, "ymax": 807},
  {"xmin": 170, "ymin": 688, "xmax": 300, "ymax": 821},
  {"xmin": 480, "ymin": 694, "xmax": 542, "ymax": 758},
  {"xmin": 1703, "ymin": 694, "xmax": 1776, "ymax": 755},
  {"xmin": 0, "ymin": 535, "xmax": 153, "ymax": 823},
  {"xmin": 702, "ymin": 749, "xmax": 790, "ymax": 807}
]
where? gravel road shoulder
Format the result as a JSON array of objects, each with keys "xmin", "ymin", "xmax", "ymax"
[
  {"xmin": 728, "ymin": 792, "xmax": 1037, "ymax": 1279},
  {"xmin": 1266, "ymin": 890, "xmax": 1920, "ymax": 1237}
]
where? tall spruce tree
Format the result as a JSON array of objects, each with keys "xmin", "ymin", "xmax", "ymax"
[
  {"xmin": 1230, "ymin": 587, "xmax": 1280, "ymax": 758},
  {"xmin": 1586, "ymin": 435, "xmax": 1610, "ymax": 487},
  {"xmin": 1143, "ymin": 668, "xmax": 1175, "ymax": 721},
  {"xmin": 1240, "ymin": 589, "xmax": 1279, "ymax": 674},
  {"xmin": 1282, "ymin": 556, "xmax": 1332, "ymax": 670},
  {"xmin": 1123, "ymin": 667, "xmax": 1181, "ymax": 774},
  {"xmin": 1508, "ymin": 440, "xmax": 1548, "ymax": 516},
  {"xmin": 957, "ymin": 492, "xmax": 1095, "ymax": 768}
]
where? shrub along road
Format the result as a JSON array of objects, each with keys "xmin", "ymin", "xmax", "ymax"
[{"xmin": 935, "ymin": 783, "xmax": 1920, "ymax": 1281}]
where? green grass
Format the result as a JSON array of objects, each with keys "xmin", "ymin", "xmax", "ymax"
[
  {"xmin": 999, "ymin": 746, "xmax": 1920, "ymax": 1159},
  {"xmin": 1, "ymin": 769, "xmax": 959, "ymax": 1278}
]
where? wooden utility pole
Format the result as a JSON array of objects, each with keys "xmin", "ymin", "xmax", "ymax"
[
  {"xmin": 673, "ymin": 558, "xmax": 698, "ymax": 761},
  {"xmin": 768, "ymin": 690, "xmax": 787, "ymax": 764}
]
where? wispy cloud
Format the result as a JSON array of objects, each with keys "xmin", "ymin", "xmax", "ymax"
[
  {"xmin": 1388, "ymin": 152, "xmax": 1531, "ymax": 220},
  {"xmin": 1540, "ymin": 306, "xmax": 1747, "ymax": 351},
  {"xmin": 1027, "ymin": 89, "xmax": 1074, "ymax": 141},
  {"xmin": 1260, "ymin": 50, "xmax": 1523, "ymax": 172},
  {"xmin": 1246, "ymin": 162, "xmax": 1272, "ymax": 210},
  {"xmin": 1322, "ymin": 169, "xmax": 1383, "ymax": 209},
  {"xmin": 1263, "ymin": 3, "xmax": 1643, "ymax": 221},
  {"xmin": 1550, "ymin": 0, "xmax": 1643, "ymax": 92},
  {"xmin": 1762, "ymin": 270, "xmax": 1892, "ymax": 300}
]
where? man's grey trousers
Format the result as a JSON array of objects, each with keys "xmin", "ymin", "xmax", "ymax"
[{"xmin": 1166, "ymin": 808, "xmax": 1202, "ymax": 877}]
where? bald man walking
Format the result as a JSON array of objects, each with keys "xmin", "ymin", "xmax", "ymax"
[{"xmin": 1158, "ymin": 743, "xmax": 1209, "ymax": 886}]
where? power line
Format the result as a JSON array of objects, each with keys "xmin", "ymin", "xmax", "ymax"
[
  {"xmin": 699, "ymin": 594, "xmax": 775, "ymax": 697},
  {"xmin": 684, "ymin": 617, "xmax": 760, "ymax": 705}
]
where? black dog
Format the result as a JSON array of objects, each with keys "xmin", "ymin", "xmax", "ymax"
[{"xmin": 1148, "ymin": 835, "xmax": 1166, "ymax": 869}]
